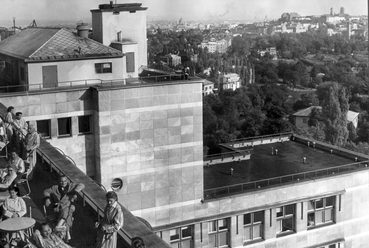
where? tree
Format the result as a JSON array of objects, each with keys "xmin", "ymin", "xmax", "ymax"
[{"xmin": 321, "ymin": 83, "xmax": 349, "ymax": 146}]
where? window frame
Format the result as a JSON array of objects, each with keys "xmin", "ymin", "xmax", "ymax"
[
  {"xmin": 95, "ymin": 62, "xmax": 112, "ymax": 73},
  {"xmin": 78, "ymin": 115, "xmax": 92, "ymax": 134},
  {"xmin": 36, "ymin": 119, "xmax": 51, "ymax": 139},
  {"xmin": 307, "ymin": 196, "xmax": 335, "ymax": 228},
  {"xmin": 243, "ymin": 211, "xmax": 264, "ymax": 244},
  {"xmin": 276, "ymin": 204, "xmax": 295, "ymax": 235},
  {"xmin": 208, "ymin": 218, "xmax": 230, "ymax": 248},
  {"xmin": 57, "ymin": 117, "xmax": 72, "ymax": 137},
  {"xmin": 169, "ymin": 225, "xmax": 193, "ymax": 248}
]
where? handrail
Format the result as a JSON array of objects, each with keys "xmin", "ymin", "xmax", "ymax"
[
  {"xmin": 230, "ymin": 132, "xmax": 293, "ymax": 143},
  {"xmin": 204, "ymin": 149, "xmax": 252, "ymax": 160},
  {"xmin": 204, "ymin": 160, "xmax": 369, "ymax": 200},
  {"xmin": 0, "ymin": 74, "xmax": 195, "ymax": 94}
]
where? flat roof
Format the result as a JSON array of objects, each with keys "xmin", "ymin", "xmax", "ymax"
[{"xmin": 204, "ymin": 140, "xmax": 357, "ymax": 190}]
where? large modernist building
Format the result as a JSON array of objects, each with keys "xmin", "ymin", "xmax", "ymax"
[{"xmin": 0, "ymin": 2, "xmax": 369, "ymax": 248}]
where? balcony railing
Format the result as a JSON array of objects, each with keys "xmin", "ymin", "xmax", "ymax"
[
  {"xmin": 204, "ymin": 160, "xmax": 369, "ymax": 200},
  {"xmin": 0, "ymin": 74, "xmax": 193, "ymax": 94}
]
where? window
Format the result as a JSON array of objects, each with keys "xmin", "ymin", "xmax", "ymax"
[
  {"xmin": 303, "ymin": 118, "xmax": 308, "ymax": 124},
  {"xmin": 208, "ymin": 218, "xmax": 229, "ymax": 248},
  {"xmin": 126, "ymin": 52, "xmax": 135, "ymax": 72},
  {"xmin": 170, "ymin": 226, "xmax": 193, "ymax": 248},
  {"xmin": 276, "ymin": 204, "xmax": 295, "ymax": 234},
  {"xmin": 244, "ymin": 211, "xmax": 264, "ymax": 243},
  {"xmin": 58, "ymin": 117, "xmax": 72, "ymax": 137},
  {"xmin": 95, "ymin": 63, "xmax": 112, "ymax": 73},
  {"xmin": 37, "ymin": 119, "xmax": 51, "ymax": 139},
  {"xmin": 308, "ymin": 196, "xmax": 335, "ymax": 227},
  {"xmin": 78, "ymin": 115, "xmax": 91, "ymax": 134}
]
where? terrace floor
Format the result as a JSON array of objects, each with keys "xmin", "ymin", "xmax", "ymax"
[
  {"xmin": 204, "ymin": 140, "xmax": 357, "ymax": 190},
  {"xmin": 0, "ymin": 159, "xmax": 101, "ymax": 248}
]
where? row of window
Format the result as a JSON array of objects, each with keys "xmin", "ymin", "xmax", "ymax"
[
  {"xmin": 37, "ymin": 115, "xmax": 91, "ymax": 138},
  {"xmin": 159, "ymin": 196, "xmax": 339, "ymax": 248}
]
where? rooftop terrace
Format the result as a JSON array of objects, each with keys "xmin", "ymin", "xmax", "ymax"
[{"xmin": 204, "ymin": 134, "xmax": 369, "ymax": 199}]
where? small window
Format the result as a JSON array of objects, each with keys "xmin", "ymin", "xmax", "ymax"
[
  {"xmin": 78, "ymin": 115, "xmax": 91, "ymax": 134},
  {"xmin": 303, "ymin": 118, "xmax": 308, "ymax": 124},
  {"xmin": 37, "ymin": 119, "xmax": 51, "ymax": 139},
  {"xmin": 244, "ymin": 211, "xmax": 264, "ymax": 243},
  {"xmin": 276, "ymin": 204, "xmax": 295, "ymax": 234},
  {"xmin": 170, "ymin": 226, "xmax": 193, "ymax": 248},
  {"xmin": 208, "ymin": 218, "xmax": 229, "ymax": 248},
  {"xmin": 95, "ymin": 63, "xmax": 112, "ymax": 73},
  {"xmin": 308, "ymin": 196, "xmax": 336, "ymax": 228},
  {"xmin": 58, "ymin": 117, "xmax": 72, "ymax": 137}
]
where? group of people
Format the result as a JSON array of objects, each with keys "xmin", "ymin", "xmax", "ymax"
[{"xmin": 0, "ymin": 106, "xmax": 40, "ymax": 182}]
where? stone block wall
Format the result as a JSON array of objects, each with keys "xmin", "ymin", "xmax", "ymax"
[{"xmin": 93, "ymin": 82, "xmax": 204, "ymax": 227}]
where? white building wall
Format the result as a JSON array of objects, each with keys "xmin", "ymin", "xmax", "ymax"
[
  {"xmin": 92, "ymin": 10, "xmax": 147, "ymax": 68},
  {"xmin": 27, "ymin": 57, "xmax": 124, "ymax": 89}
]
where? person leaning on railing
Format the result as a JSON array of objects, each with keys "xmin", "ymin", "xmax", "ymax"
[
  {"xmin": 95, "ymin": 191, "xmax": 124, "ymax": 248},
  {"xmin": 25, "ymin": 124, "xmax": 40, "ymax": 180}
]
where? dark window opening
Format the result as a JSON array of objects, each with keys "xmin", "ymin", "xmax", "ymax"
[
  {"xmin": 78, "ymin": 115, "xmax": 91, "ymax": 134},
  {"xmin": 36, "ymin": 119, "xmax": 51, "ymax": 139},
  {"xmin": 58, "ymin": 117, "xmax": 72, "ymax": 137},
  {"xmin": 95, "ymin": 63, "xmax": 112, "ymax": 73}
]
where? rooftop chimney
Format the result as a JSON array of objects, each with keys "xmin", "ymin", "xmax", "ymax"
[{"xmin": 76, "ymin": 22, "xmax": 89, "ymax": 38}]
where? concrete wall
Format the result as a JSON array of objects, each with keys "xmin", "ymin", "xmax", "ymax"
[
  {"xmin": 155, "ymin": 169, "xmax": 369, "ymax": 247},
  {"xmin": 92, "ymin": 10, "xmax": 147, "ymax": 68},
  {"xmin": 93, "ymin": 82, "xmax": 204, "ymax": 227},
  {"xmin": 0, "ymin": 90, "xmax": 96, "ymax": 176},
  {"xmin": 27, "ymin": 57, "xmax": 124, "ymax": 89}
]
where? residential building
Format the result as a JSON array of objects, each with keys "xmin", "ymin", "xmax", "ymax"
[
  {"xmin": 160, "ymin": 54, "xmax": 182, "ymax": 67},
  {"xmin": 201, "ymin": 79, "xmax": 215, "ymax": 96},
  {"xmin": 292, "ymin": 106, "xmax": 359, "ymax": 128},
  {"xmin": 219, "ymin": 73, "xmax": 241, "ymax": 91}
]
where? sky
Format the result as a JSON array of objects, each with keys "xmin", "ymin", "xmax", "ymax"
[{"xmin": 0, "ymin": 0, "xmax": 367, "ymax": 26}]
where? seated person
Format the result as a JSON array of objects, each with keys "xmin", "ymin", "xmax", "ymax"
[
  {"xmin": 33, "ymin": 223, "xmax": 73, "ymax": 248},
  {"xmin": 0, "ymin": 165, "xmax": 17, "ymax": 190},
  {"xmin": 2, "ymin": 185, "xmax": 26, "ymax": 220},
  {"xmin": 43, "ymin": 175, "xmax": 84, "ymax": 242},
  {"xmin": 8, "ymin": 151, "xmax": 25, "ymax": 183}
]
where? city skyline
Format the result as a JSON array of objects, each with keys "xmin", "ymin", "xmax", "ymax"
[{"xmin": 0, "ymin": 0, "xmax": 367, "ymax": 27}]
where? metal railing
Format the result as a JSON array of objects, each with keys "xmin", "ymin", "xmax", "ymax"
[
  {"xmin": 204, "ymin": 160, "xmax": 369, "ymax": 200},
  {"xmin": 230, "ymin": 132, "xmax": 293, "ymax": 143},
  {"xmin": 204, "ymin": 149, "xmax": 252, "ymax": 161},
  {"xmin": 0, "ymin": 74, "xmax": 194, "ymax": 94}
]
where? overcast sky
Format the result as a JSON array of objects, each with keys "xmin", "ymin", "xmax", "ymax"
[{"xmin": 0, "ymin": 0, "xmax": 367, "ymax": 25}]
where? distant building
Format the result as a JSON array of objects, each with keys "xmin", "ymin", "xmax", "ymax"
[
  {"xmin": 201, "ymin": 38, "xmax": 231, "ymax": 54},
  {"xmin": 159, "ymin": 54, "xmax": 181, "ymax": 67},
  {"xmin": 219, "ymin": 73, "xmax": 241, "ymax": 91},
  {"xmin": 202, "ymin": 79, "xmax": 215, "ymax": 96},
  {"xmin": 281, "ymin": 12, "xmax": 300, "ymax": 22},
  {"xmin": 292, "ymin": 106, "xmax": 359, "ymax": 128}
]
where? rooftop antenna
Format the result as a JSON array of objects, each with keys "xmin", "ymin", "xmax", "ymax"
[{"xmin": 13, "ymin": 17, "xmax": 16, "ymax": 33}]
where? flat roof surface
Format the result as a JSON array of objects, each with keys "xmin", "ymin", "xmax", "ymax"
[{"xmin": 204, "ymin": 140, "xmax": 357, "ymax": 189}]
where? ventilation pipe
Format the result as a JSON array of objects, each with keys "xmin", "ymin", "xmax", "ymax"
[{"xmin": 76, "ymin": 22, "xmax": 89, "ymax": 38}]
